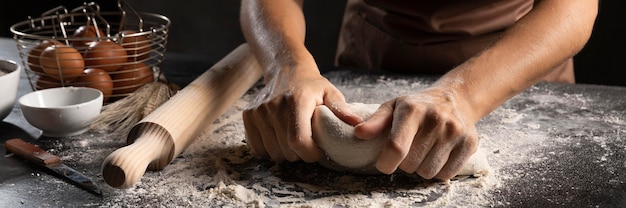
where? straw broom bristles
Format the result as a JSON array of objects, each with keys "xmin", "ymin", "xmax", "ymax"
[{"xmin": 90, "ymin": 81, "xmax": 178, "ymax": 137}]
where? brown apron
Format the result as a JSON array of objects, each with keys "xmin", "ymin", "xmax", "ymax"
[{"xmin": 335, "ymin": 0, "xmax": 574, "ymax": 83}]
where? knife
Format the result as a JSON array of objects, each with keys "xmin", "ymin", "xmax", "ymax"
[{"xmin": 4, "ymin": 138, "xmax": 102, "ymax": 196}]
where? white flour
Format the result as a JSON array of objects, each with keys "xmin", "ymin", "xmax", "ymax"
[
  {"xmin": 86, "ymin": 92, "xmax": 499, "ymax": 207},
  {"xmin": 18, "ymin": 74, "xmax": 623, "ymax": 207},
  {"xmin": 98, "ymin": 78, "xmax": 505, "ymax": 207}
]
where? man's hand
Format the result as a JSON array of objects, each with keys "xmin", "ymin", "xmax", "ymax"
[
  {"xmin": 243, "ymin": 70, "xmax": 362, "ymax": 163},
  {"xmin": 354, "ymin": 87, "xmax": 479, "ymax": 180}
]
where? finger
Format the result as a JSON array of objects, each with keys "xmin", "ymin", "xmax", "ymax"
[
  {"xmin": 271, "ymin": 112, "xmax": 300, "ymax": 162},
  {"xmin": 242, "ymin": 111, "xmax": 268, "ymax": 157},
  {"xmin": 398, "ymin": 133, "xmax": 434, "ymax": 173},
  {"xmin": 434, "ymin": 148, "xmax": 468, "ymax": 180},
  {"xmin": 398, "ymin": 116, "xmax": 441, "ymax": 174},
  {"xmin": 259, "ymin": 123, "xmax": 286, "ymax": 162},
  {"xmin": 435, "ymin": 136, "xmax": 478, "ymax": 179},
  {"xmin": 289, "ymin": 98, "xmax": 323, "ymax": 163},
  {"xmin": 354, "ymin": 101, "xmax": 394, "ymax": 140},
  {"xmin": 375, "ymin": 103, "xmax": 421, "ymax": 174},
  {"xmin": 416, "ymin": 142, "xmax": 455, "ymax": 179},
  {"xmin": 324, "ymin": 95, "xmax": 363, "ymax": 126}
]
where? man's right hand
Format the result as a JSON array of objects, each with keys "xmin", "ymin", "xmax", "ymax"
[{"xmin": 243, "ymin": 69, "xmax": 363, "ymax": 163}]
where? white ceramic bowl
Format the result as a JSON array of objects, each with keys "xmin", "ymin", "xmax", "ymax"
[
  {"xmin": 0, "ymin": 59, "xmax": 21, "ymax": 121},
  {"xmin": 19, "ymin": 87, "xmax": 103, "ymax": 137}
]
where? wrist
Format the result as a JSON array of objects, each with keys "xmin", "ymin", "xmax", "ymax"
[
  {"xmin": 263, "ymin": 48, "xmax": 319, "ymax": 82},
  {"xmin": 427, "ymin": 81, "xmax": 481, "ymax": 124}
]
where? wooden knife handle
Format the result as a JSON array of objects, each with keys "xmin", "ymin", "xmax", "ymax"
[{"xmin": 4, "ymin": 138, "xmax": 61, "ymax": 166}]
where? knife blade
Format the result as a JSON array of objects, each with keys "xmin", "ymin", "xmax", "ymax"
[{"xmin": 4, "ymin": 138, "xmax": 102, "ymax": 196}]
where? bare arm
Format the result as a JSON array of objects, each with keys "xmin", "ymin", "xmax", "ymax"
[
  {"xmin": 445, "ymin": 0, "xmax": 598, "ymax": 122},
  {"xmin": 240, "ymin": 0, "xmax": 598, "ymax": 179},
  {"xmin": 240, "ymin": 0, "xmax": 314, "ymax": 80},
  {"xmin": 355, "ymin": 0, "xmax": 598, "ymax": 179},
  {"xmin": 240, "ymin": 0, "xmax": 361, "ymax": 162}
]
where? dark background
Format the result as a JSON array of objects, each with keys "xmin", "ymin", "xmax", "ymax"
[{"xmin": 1, "ymin": 0, "xmax": 624, "ymax": 87}]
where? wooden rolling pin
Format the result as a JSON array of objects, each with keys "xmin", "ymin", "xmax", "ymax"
[{"xmin": 102, "ymin": 44, "xmax": 262, "ymax": 188}]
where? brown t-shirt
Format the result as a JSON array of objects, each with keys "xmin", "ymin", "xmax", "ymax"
[{"xmin": 335, "ymin": 0, "xmax": 535, "ymax": 73}]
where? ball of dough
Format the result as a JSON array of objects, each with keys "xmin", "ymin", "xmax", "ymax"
[
  {"xmin": 312, "ymin": 103, "xmax": 490, "ymax": 176},
  {"xmin": 312, "ymin": 103, "xmax": 386, "ymax": 172}
]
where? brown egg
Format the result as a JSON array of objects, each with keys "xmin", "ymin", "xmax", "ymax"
[
  {"xmin": 112, "ymin": 62, "xmax": 154, "ymax": 95},
  {"xmin": 83, "ymin": 41, "xmax": 128, "ymax": 72},
  {"xmin": 28, "ymin": 39, "xmax": 62, "ymax": 74},
  {"xmin": 39, "ymin": 43, "xmax": 84, "ymax": 81},
  {"xmin": 72, "ymin": 25, "xmax": 105, "ymax": 50},
  {"xmin": 35, "ymin": 75, "xmax": 65, "ymax": 90},
  {"xmin": 118, "ymin": 30, "xmax": 152, "ymax": 62},
  {"xmin": 76, "ymin": 68, "xmax": 113, "ymax": 102}
]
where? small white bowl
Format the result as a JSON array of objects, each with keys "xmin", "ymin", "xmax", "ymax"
[
  {"xmin": 0, "ymin": 59, "xmax": 21, "ymax": 121},
  {"xmin": 19, "ymin": 87, "xmax": 103, "ymax": 137}
]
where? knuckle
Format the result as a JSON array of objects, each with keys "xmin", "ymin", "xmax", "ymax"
[
  {"xmin": 399, "ymin": 101, "xmax": 422, "ymax": 115},
  {"xmin": 444, "ymin": 119, "xmax": 464, "ymax": 137},
  {"xmin": 379, "ymin": 101, "xmax": 395, "ymax": 113},
  {"xmin": 462, "ymin": 135, "xmax": 479, "ymax": 152},
  {"xmin": 287, "ymin": 136, "xmax": 307, "ymax": 152},
  {"xmin": 386, "ymin": 139, "xmax": 410, "ymax": 158},
  {"xmin": 425, "ymin": 109, "xmax": 442, "ymax": 122}
]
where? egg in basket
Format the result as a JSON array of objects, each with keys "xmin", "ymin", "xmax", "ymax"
[{"xmin": 11, "ymin": 0, "xmax": 170, "ymax": 102}]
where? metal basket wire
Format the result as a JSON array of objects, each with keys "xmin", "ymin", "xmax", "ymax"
[{"xmin": 10, "ymin": 0, "xmax": 170, "ymax": 102}]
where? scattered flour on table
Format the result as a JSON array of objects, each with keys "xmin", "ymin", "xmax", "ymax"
[
  {"xmin": 42, "ymin": 75, "xmax": 624, "ymax": 207},
  {"xmin": 84, "ymin": 78, "xmax": 492, "ymax": 207},
  {"xmin": 89, "ymin": 93, "xmax": 500, "ymax": 207}
]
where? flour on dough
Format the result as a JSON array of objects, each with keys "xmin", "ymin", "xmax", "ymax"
[{"xmin": 312, "ymin": 103, "xmax": 490, "ymax": 176}]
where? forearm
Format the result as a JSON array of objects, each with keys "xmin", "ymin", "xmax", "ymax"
[
  {"xmin": 436, "ymin": 0, "xmax": 598, "ymax": 122},
  {"xmin": 241, "ymin": 1, "xmax": 362, "ymax": 164},
  {"xmin": 240, "ymin": 0, "xmax": 318, "ymax": 82}
]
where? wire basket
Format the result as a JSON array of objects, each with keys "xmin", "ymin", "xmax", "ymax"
[{"xmin": 10, "ymin": 0, "xmax": 170, "ymax": 102}]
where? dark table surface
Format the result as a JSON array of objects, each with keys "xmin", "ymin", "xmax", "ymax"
[{"xmin": 1, "ymin": 37, "xmax": 625, "ymax": 207}]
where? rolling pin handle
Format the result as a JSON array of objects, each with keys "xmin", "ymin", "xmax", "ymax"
[
  {"xmin": 102, "ymin": 125, "xmax": 174, "ymax": 188},
  {"xmin": 100, "ymin": 44, "xmax": 262, "ymax": 189}
]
